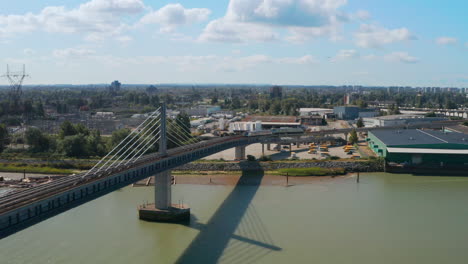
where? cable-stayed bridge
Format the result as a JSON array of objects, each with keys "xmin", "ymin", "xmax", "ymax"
[{"xmin": 0, "ymin": 104, "xmax": 461, "ymax": 238}]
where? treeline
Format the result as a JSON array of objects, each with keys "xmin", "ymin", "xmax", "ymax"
[
  {"xmin": 1, "ymin": 86, "xmax": 467, "ymax": 121},
  {"xmin": 1, "ymin": 113, "xmax": 194, "ymax": 159}
]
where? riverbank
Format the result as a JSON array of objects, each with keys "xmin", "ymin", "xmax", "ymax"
[
  {"xmin": 178, "ymin": 159, "xmax": 384, "ymax": 172},
  {"xmin": 0, "ymin": 158, "xmax": 384, "ymax": 175},
  {"xmin": 134, "ymin": 172, "xmax": 355, "ymax": 187}
]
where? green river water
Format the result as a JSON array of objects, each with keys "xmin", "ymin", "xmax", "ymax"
[{"xmin": 1, "ymin": 173, "xmax": 468, "ymax": 264}]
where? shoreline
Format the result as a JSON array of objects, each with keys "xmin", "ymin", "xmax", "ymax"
[{"xmin": 134, "ymin": 172, "xmax": 357, "ymax": 187}]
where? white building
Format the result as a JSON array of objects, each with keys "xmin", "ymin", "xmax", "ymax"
[
  {"xmin": 363, "ymin": 115, "xmax": 448, "ymax": 128},
  {"xmin": 229, "ymin": 121, "xmax": 263, "ymax": 132},
  {"xmin": 299, "ymin": 108, "xmax": 333, "ymax": 117}
]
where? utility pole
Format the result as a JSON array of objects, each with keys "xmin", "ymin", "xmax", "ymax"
[{"xmin": 2, "ymin": 64, "xmax": 29, "ymax": 107}]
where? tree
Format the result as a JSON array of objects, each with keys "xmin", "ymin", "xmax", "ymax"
[
  {"xmin": 86, "ymin": 130, "xmax": 106, "ymax": 157},
  {"xmin": 59, "ymin": 135, "xmax": 88, "ymax": 158},
  {"xmin": 25, "ymin": 128, "xmax": 50, "ymax": 152},
  {"xmin": 59, "ymin": 121, "xmax": 77, "ymax": 139},
  {"xmin": 321, "ymin": 117, "xmax": 328, "ymax": 126},
  {"xmin": 349, "ymin": 129, "xmax": 358, "ymax": 144},
  {"xmin": 356, "ymin": 118, "xmax": 364, "ymax": 128},
  {"xmin": 357, "ymin": 99, "xmax": 368, "ymax": 109},
  {"xmin": 0, "ymin": 124, "xmax": 9, "ymax": 153},
  {"xmin": 211, "ymin": 96, "xmax": 218, "ymax": 105},
  {"xmin": 109, "ymin": 128, "xmax": 131, "ymax": 149},
  {"xmin": 425, "ymin": 112, "xmax": 437, "ymax": 117}
]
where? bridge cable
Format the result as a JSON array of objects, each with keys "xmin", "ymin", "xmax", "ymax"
[
  {"xmin": 167, "ymin": 119, "xmax": 199, "ymax": 144},
  {"xmin": 95, "ymin": 112, "xmax": 162, "ymax": 174},
  {"xmin": 120, "ymin": 126, "xmax": 164, "ymax": 166},
  {"xmin": 84, "ymin": 107, "xmax": 161, "ymax": 176},
  {"xmin": 104, "ymin": 115, "xmax": 163, "ymax": 171},
  {"xmin": 168, "ymin": 118, "xmax": 198, "ymax": 143}
]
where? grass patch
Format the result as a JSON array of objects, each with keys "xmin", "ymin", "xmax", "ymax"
[
  {"xmin": 271, "ymin": 167, "xmax": 346, "ymax": 176},
  {"xmin": 0, "ymin": 163, "xmax": 74, "ymax": 174}
]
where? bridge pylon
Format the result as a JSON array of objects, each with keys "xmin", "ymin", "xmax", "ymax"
[{"xmin": 138, "ymin": 103, "xmax": 190, "ymax": 223}]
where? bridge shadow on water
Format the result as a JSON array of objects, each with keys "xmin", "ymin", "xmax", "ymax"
[{"xmin": 175, "ymin": 161, "xmax": 282, "ymax": 264}]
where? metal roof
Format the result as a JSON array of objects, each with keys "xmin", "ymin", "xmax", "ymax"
[
  {"xmin": 387, "ymin": 147, "xmax": 468, "ymax": 154},
  {"xmin": 243, "ymin": 115, "xmax": 298, "ymax": 123},
  {"xmin": 370, "ymin": 129, "xmax": 468, "ymax": 146}
]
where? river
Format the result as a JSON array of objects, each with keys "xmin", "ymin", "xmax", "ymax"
[{"xmin": 1, "ymin": 173, "xmax": 468, "ymax": 264}]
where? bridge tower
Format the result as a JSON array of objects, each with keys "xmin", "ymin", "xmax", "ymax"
[
  {"xmin": 154, "ymin": 103, "xmax": 170, "ymax": 210},
  {"xmin": 139, "ymin": 103, "xmax": 190, "ymax": 222}
]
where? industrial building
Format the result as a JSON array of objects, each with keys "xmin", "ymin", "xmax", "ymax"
[
  {"xmin": 299, "ymin": 108, "xmax": 333, "ymax": 117},
  {"xmin": 367, "ymin": 129, "xmax": 468, "ymax": 166},
  {"xmin": 181, "ymin": 105, "xmax": 221, "ymax": 117},
  {"xmin": 333, "ymin": 106, "xmax": 379, "ymax": 120},
  {"xmin": 242, "ymin": 115, "xmax": 301, "ymax": 129},
  {"xmin": 363, "ymin": 115, "xmax": 447, "ymax": 128}
]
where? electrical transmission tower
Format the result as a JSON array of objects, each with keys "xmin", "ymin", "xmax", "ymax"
[{"xmin": 2, "ymin": 64, "xmax": 29, "ymax": 104}]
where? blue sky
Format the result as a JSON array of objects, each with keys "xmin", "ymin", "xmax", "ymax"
[{"xmin": 0, "ymin": 0, "xmax": 467, "ymax": 87}]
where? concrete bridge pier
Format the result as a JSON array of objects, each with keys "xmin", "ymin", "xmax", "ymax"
[
  {"xmin": 267, "ymin": 144, "xmax": 271, "ymax": 151},
  {"xmin": 235, "ymin": 146, "xmax": 246, "ymax": 160},
  {"xmin": 155, "ymin": 170, "xmax": 171, "ymax": 210}
]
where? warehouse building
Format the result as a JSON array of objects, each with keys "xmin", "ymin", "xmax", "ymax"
[
  {"xmin": 363, "ymin": 115, "xmax": 447, "ymax": 128},
  {"xmin": 367, "ymin": 129, "xmax": 468, "ymax": 166},
  {"xmin": 333, "ymin": 106, "xmax": 379, "ymax": 120}
]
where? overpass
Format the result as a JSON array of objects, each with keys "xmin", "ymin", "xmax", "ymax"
[{"xmin": 0, "ymin": 104, "xmax": 463, "ymax": 238}]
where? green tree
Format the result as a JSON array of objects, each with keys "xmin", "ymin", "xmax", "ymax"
[
  {"xmin": 25, "ymin": 128, "xmax": 50, "ymax": 152},
  {"xmin": 109, "ymin": 128, "xmax": 131, "ymax": 149},
  {"xmin": 86, "ymin": 130, "xmax": 106, "ymax": 157},
  {"xmin": 356, "ymin": 118, "xmax": 364, "ymax": 128},
  {"xmin": 357, "ymin": 99, "xmax": 368, "ymax": 109},
  {"xmin": 59, "ymin": 121, "xmax": 77, "ymax": 139},
  {"xmin": 211, "ymin": 96, "xmax": 218, "ymax": 105},
  {"xmin": 349, "ymin": 129, "xmax": 358, "ymax": 144},
  {"xmin": 0, "ymin": 124, "xmax": 9, "ymax": 153},
  {"xmin": 59, "ymin": 135, "xmax": 88, "ymax": 157}
]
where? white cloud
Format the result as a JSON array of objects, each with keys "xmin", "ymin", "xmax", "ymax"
[
  {"xmin": 278, "ymin": 55, "xmax": 318, "ymax": 64},
  {"xmin": 225, "ymin": 0, "xmax": 347, "ymax": 27},
  {"xmin": 199, "ymin": 19, "xmax": 279, "ymax": 42},
  {"xmin": 384, "ymin": 52, "xmax": 419, "ymax": 64},
  {"xmin": 332, "ymin": 49, "xmax": 359, "ymax": 61},
  {"xmin": 23, "ymin": 48, "xmax": 35, "ymax": 56},
  {"xmin": 436, "ymin": 37, "xmax": 458, "ymax": 45},
  {"xmin": 354, "ymin": 24, "xmax": 415, "ymax": 48},
  {"xmin": 70, "ymin": 53, "xmax": 318, "ymax": 72},
  {"xmin": 53, "ymin": 48, "xmax": 96, "ymax": 58},
  {"xmin": 116, "ymin": 35, "xmax": 133, "ymax": 44},
  {"xmin": 139, "ymin": 4, "xmax": 211, "ymax": 33},
  {"xmin": 200, "ymin": 0, "xmax": 351, "ymax": 43},
  {"xmin": 362, "ymin": 54, "xmax": 377, "ymax": 60},
  {"xmin": 351, "ymin": 10, "xmax": 371, "ymax": 20},
  {"xmin": 0, "ymin": 0, "xmax": 145, "ymax": 40}
]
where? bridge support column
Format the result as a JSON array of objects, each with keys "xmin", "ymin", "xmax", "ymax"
[
  {"xmin": 262, "ymin": 143, "xmax": 265, "ymax": 156},
  {"xmin": 267, "ymin": 144, "xmax": 271, "ymax": 151},
  {"xmin": 155, "ymin": 171, "xmax": 171, "ymax": 210},
  {"xmin": 235, "ymin": 146, "xmax": 246, "ymax": 160},
  {"xmin": 138, "ymin": 171, "xmax": 190, "ymax": 223}
]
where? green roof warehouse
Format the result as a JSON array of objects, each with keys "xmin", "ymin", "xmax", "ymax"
[{"xmin": 367, "ymin": 129, "xmax": 468, "ymax": 166}]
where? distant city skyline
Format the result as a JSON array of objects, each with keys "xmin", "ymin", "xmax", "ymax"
[{"xmin": 0, "ymin": 0, "xmax": 467, "ymax": 87}]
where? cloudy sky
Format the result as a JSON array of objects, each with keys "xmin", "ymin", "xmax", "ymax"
[{"xmin": 0, "ymin": 0, "xmax": 467, "ymax": 87}]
